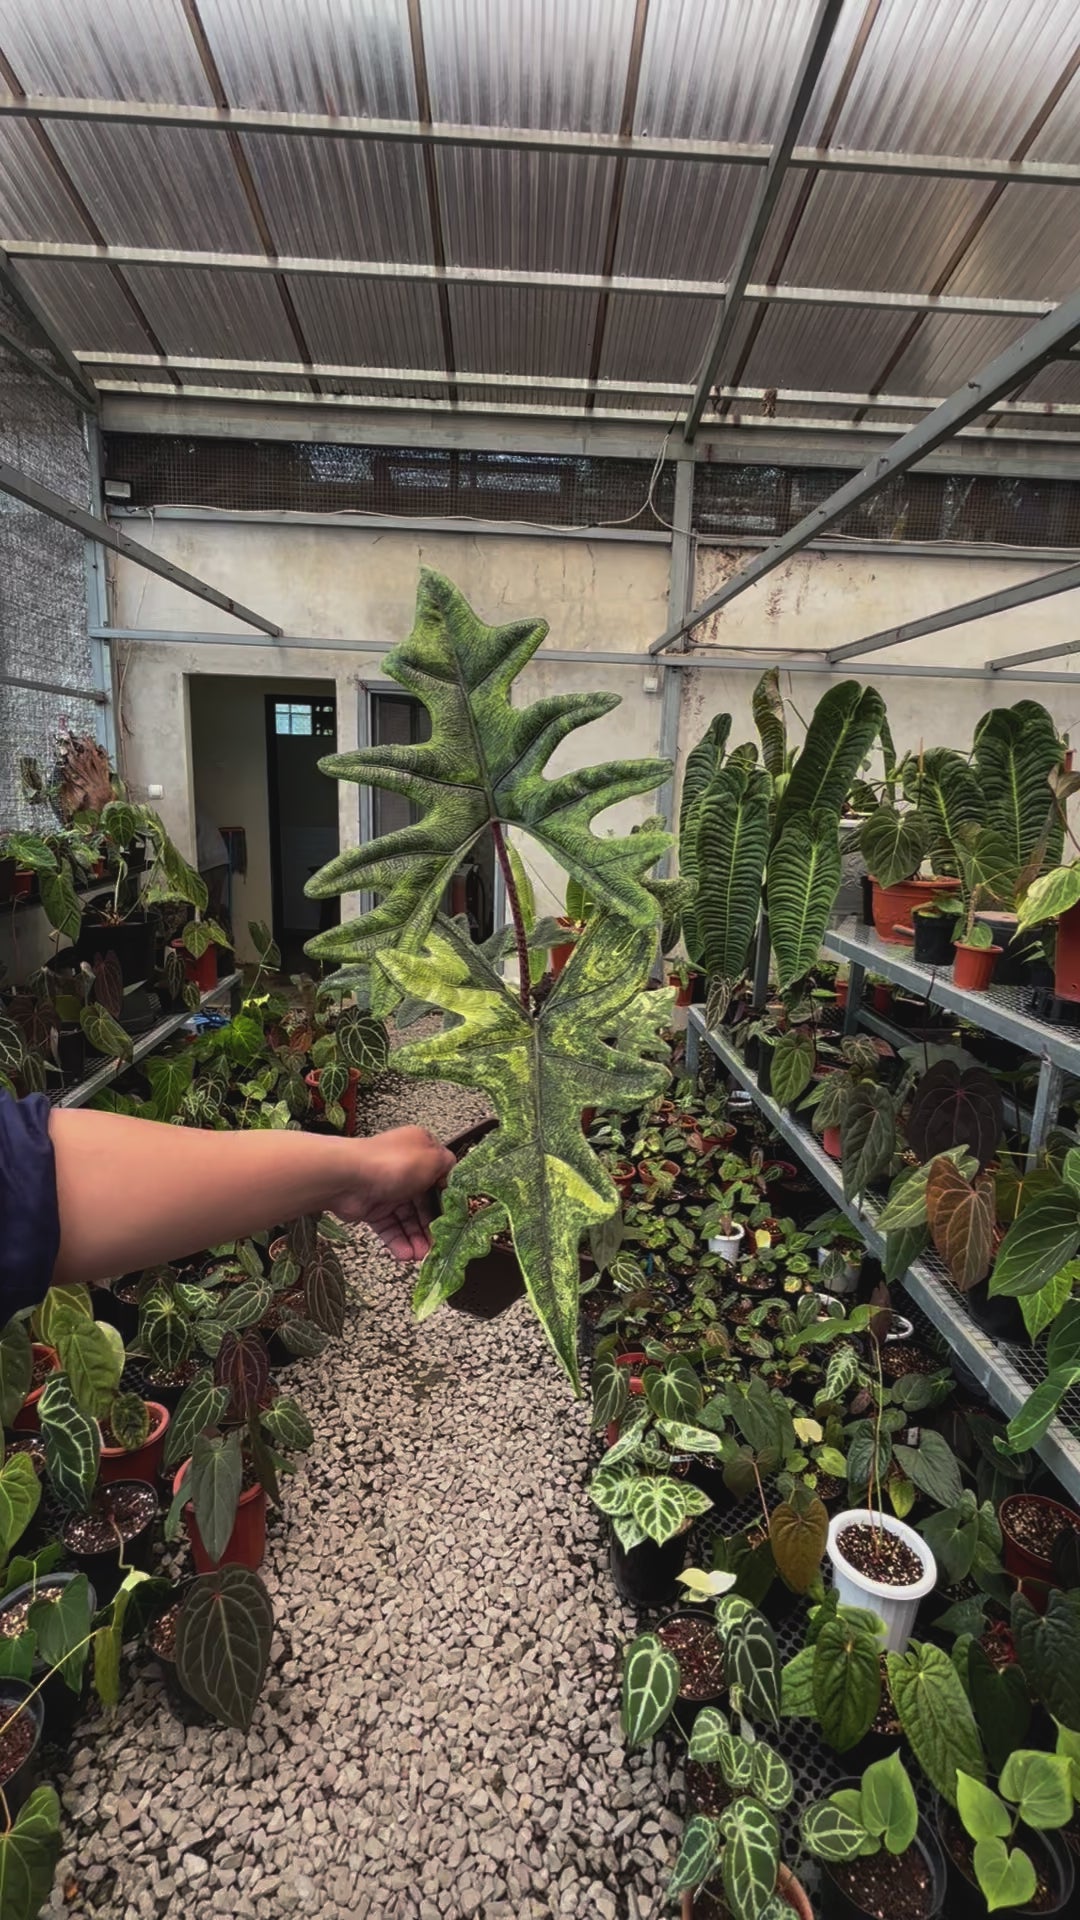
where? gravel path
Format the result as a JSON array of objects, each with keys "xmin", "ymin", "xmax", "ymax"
[{"xmin": 49, "ymin": 1063, "xmax": 675, "ymax": 1920}]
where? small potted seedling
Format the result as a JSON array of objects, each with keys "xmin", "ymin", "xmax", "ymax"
[
  {"xmin": 938, "ymin": 1756, "xmax": 1076, "ymax": 1917},
  {"xmin": 802, "ymin": 1753, "xmax": 947, "ymax": 1920},
  {"xmin": 704, "ymin": 1207, "xmax": 745, "ymax": 1262}
]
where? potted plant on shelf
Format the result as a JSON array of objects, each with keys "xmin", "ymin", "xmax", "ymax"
[
  {"xmin": 938, "ymin": 1756, "xmax": 1077, "ymax": 1917},
  {"xmin": 303, "ymin": 570, "xmax": 680, "ymax": 1388},
  {"xmin": 801, "ymin": 1754, "xmax": 947, "ymax": 1920}
]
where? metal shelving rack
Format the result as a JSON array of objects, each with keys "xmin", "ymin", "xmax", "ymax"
[
  {"xmin": 54, "ymin": 971, "xmax": 242, "ymax": 1110},
  {"xmin": 686, "ymin": 1002, "xmax": 1080, "ymax": 1505}
]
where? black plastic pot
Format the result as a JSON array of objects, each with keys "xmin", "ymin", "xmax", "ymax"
[
  {"xmin": 75, "ymin": 914, "xmax": 156, "ymax": 987},
  {"xmin": 656, "ymin": 1608, "xmax": 726, "ymax": 1741},
  {"xmin": 93, "ymin": 1282, "xmax": 141, "ymax": 1344},
  {"xmin": 144, "ymin": 1595, "xmax": 213, "ymax": 1727},
  {"xmin": 61, "ymin": 1481, "xmax": 158, "ymax": 1604},
  {"xmin": 609, "ymin": 1522, "xmax": 687, "ymax": 1609},
  {"xmin": 821, "ymin": 1789, "xmax": 947, "ymax": 1920},
  {"xmin": 936, "ymin": 1797, "xmax": 1074, "ymax": 1919},
  {"xmin": 0, "ymin": 1682, "xmax": 45, "ymax": 1816},
  {"xmin": 974, "ymin": 913, "xmax": 1030, "ymax": 988},
  {"xmin": 0, "ymin": 1573, "xmax": 97, "ymax": 1746},
  {"xmin": 912, "ymin": 913, "xmax": 957, "ymax": 968},
  {"xmin": 860, "ymin": 872, "xmax": 875, "ymax": 928},
  {"xmin": 432, "ymin": 1122, "xmax": 527, "ymax": 1318},
  {"xmin": 964, "ymin": 1281, "xmax": 1026, "ymax": 1344}
]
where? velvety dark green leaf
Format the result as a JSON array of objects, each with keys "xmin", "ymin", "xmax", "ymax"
[
  {"xmin": 643, "ymin": 1357, "xmax": 703, "ymax": 1422},
  {"xmin": 0, "ymin": 1785, "xmax": 62, "ymax": 1920},
  {"xmin": 174, "ymin": 1565, "xmax": 274, "ymax": 1729},
  {"xmin": 591, "ymin": 1358, "xmax": 629, "ymax": 1433},
  {"xmin": 214, "ymin": 1332, "xmax": 270, "ymax": 1422},
  {"xmin": 28, "ymin": 1572, "xmax": 91, "ymax": 1693},
  {"xmin": 894, "ymin": 1431, "xmax": 963, "ymax": 1509},
  {"xmin": 768, "ymin": 813, "xmax": 842, "ymax": 993},
  {"xmin": 968, "ymin": 1642, "xmax": 1031, "ymax": 1775},
  {"xmin": 38, "ymin": 1375, "xmax": 100, "ymax": 1514},
  {"xmin": 887, "ymin": 1642, "xmax": 986, "ymax": 1804},
  {"xmin": 728, "ymin": 1610, "xmax": 780, "ymax": 1729},
  {"xmin": 771, "ymin": 1031, "xmax": 816, "ymax": 1110},
  {"xmin": 163, "ymin": 1371, "xmax": 228, "ymax": 1469},
  {"xmin": 842, "ymin": 1084, "xmax": 896, "ymax": 1202},
  {"xmin": 188, "ymin": 1432, "xmax": 243, "ymax": 1568},
  {"xmin": 667, "ymin": 1814, "xmax": 721, "ymax": 1899},
  {"xmin": 813, "ymin": 1613, "xmax": 881, "ymax": 1753},
  {"xmin": 0, "ymin": 1456, "xmax": 40, "ymax": 1561},
  {"xmin": 0, "ymin": 1322, "xmax": 32, "ymax": 1428},
  {"xmin": 621, "ymin": 1632, "xmax": 680, "ymax": 1748},
  {"xmin": 990, "ymin": 1193, "xmax": 1080, "ymax": 1299},
  {"xmin": 80, "ymin": 1002, "xmax": 133, "ymax": 1063},
  {"xmin": 140, "ymin": 1283, "xmax": 194, "ymax": 1373},
  {"xmin": 1011, "ymin": 1592, "xmax": 1080, "ymax": 1733},
  {"xmin": 303, "ymin": 1244, "xmax": 346, "ymax": 1337},
  {"xmin": 720, "ymin": 1797, "xmax": 781, "ymax": 1920},
  {"xmin": 259, "ymin": 1396, "xmax": 314, "ymax": 1453}
]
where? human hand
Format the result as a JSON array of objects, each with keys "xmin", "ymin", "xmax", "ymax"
[{"xmin": 327, "ymin": 1125, "xmax": 456, "ymax": 1261}]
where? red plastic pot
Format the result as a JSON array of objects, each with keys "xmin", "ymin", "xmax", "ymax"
[
  {"xmin": 823, "ymin": 1126, "xmax": 843, "ymax": 1160},
  {"xmin": 1000, "ymin": 1493, "xmax": 1080, "ymax": 1605},
  {"xmin": 11, "ymin": 1346, "xmax": 60, "ymax": 1433},
  {"xmin": 549, "ymin": 916, "xmax": 578, "ymax": 977},
  {"xmin": 872, "ymin": 983, "xmax": 893, "ymax": 1014},
  {"xmin": 952, "ymin": 942, "xmax": 1001, "ymax": 991},
  {"xmin": 668, "ymin": 970, "xmax": 696, "ymax": 1009},
  {"xmin": 605, "ymin": 1350, "xmax": 647, "ymax": 1448},
  {"xmin": 305, "ymin": 1066, "xmax": 361, "ymax": 1136},
  {"xmin": 1055, "ymin": 900, "xmax": 1080, "ymax": 1003},
  {"xmin": 173, "ymin": 1461, "xmax": 267, "ymax": 1573},
  {"xmin": 870, "ymin": 875, "xmax": 960, "ymax": 945},
  {"xmin": 12, "ymin": 870, "xmax": 33, "ymax": 900},
  {"xmin": 172, "ymin": 939, "xmax": 217, "ymax": 995},
  {"xmin": 99, "ymin": 1401, "xmax": 169, "ymax": 1486},
  {"xmin": 835, "ymin": 979, "xmax": 849, "ymax": 1007}
]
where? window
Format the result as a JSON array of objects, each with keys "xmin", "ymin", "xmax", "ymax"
[{"xmin": 274, "ymin": 701, "xmax": 312, "ymax": 735}]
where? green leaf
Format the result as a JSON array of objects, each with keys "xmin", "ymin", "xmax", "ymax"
[
  {"xmin": 643, "ymin": 1356, "xmax": 703, "ymax": 1421},
  {"xmin": 859, "ymin": 806, "xmax": 934, "ymax": 889},
  {"xmin": 277, "ymin": 1315, "xmax": 329, "ymax": 1358},
  {"xmin": 771, "ymin": 1031, "xmax": 815, "ymax": 1110},
  {"xmin": 919, "ymin": 1496, "xmax": 980, "ymax": 1586},
  {"xmin": 180, "ymin": 917, "xmax": 229, "ymax": 958},
  {"xmin": 667, "ymin": 1814, "xmax": 721, "ymax": 1899},
  {"xmin": 335, "ymin": 1010, "xmax": 390, "ymax": 1076},
  {"xmin": 79, "ymin": 1001, "xmax": 133, "ymax": 1063},
  {"xmin": 681, "ymin": 764, "xmax": 770, "ymax": 985},
  {"xmin": 887, "ymin": 1641, "xmax": 986, "ymax": 1805},
  {"xmin": 1011, "ymin": 1592, "xmax": 1080, "ymax": 1734},
  {"xmin": 92, "ymin": 1569, "xmax": 149, "ymax": 1707},
  {"xmin": 657, "ymin": 1420, "xmax": 724, "ymax": 1455},
  {"xmin": 174, "ymin": 1565, "xmax": 274, "ymax": 1730},
  {"xmin": 303, "ymin": 1244, "xmax": 346, "ymax": 1337},
  {"xmin": 1020, "ymin": 1265, "xmax": 1074, "ymax": 1342},
  {"xmin": 189, "ymin": 1431, "xmax": 243, "ymax": 1567},
  {"xmin": 163, "ymin": 1370, "xmax": 229, "ymax": 1468},
  {"xmin": 1047, "ymin": 1297, "xmax": 1080, "ymax": 1371},
  {"xmin": 621, "ymin": 1632, "xmax": 680, "ymax": 1748},
  {"xmin": 861, "ymin": 1751, "xmax": 919, "ymax": 1853},
  {"xmin": 214, "ymin": 1331, "xmax": 270, "ymax": 1422},
  {"xmin": 894, "ymin": 1431, "xmax": 963, "ymax": 1509},
  {"xmin": 143, "ymin": 1050, "xmax": 195, "ymax": 1121},
  {"xmin": 109, "ymin": 1391, "xmax": 150, "ymax": 1451},
  {"xmin": 974, "ymin": 1837, "xmax": 1038, "ymax": 1912},
  {"xmin": 750, "ymin": 1742, "xmax": 794, "ymax": 1812},
  {"xmin": 989, "ymin": 1193, "xmax": 1080, "ymax": 1299},
  {"xmin": 720, "ymin": 1797, "xmax": 780, "ymax": 1920},
  {"xmin": 392, "ymin": 913, "xmax": 670, "ymax": 1385},
  {"xmin": 687, "ymin": 1705, "xmax": 731, "ymax": 1762},
  {"xmin": 38, "ymin": 1375, "xmax": 101, "ymax": 1514},
  {"xmin": 56, "ymin": 1314, "xmax": 124, "ymax": 1419},
  {"xmin": 591, "ymin": 1358, "xmax": 629, "ymax": 1432},
  {"xmin": 140, "ymin": 1283, "xmax": 193, "ymax": 1372},
  {"xmin": 588, "ymin": 1460, "xmax": 637, "ymax": 1516},
  {"xmin": 775, "ymin": 681, "xmax": 885, "ymax": 837},
  {"xmin": 0, "ymin": 1785, "xmax": 62, "ymax": 1920},
  {"xmin": 842, "ymin": 1084, "xmax": 896, "ymax": 1202},
  {"xmin": 998, "ymin": 1750, "xmax": 1073, "ymax": 1830},
  {"xmin": 752, "ymin": 669, "xmax": 787, "ymax": 779},
  {"xmin": 813, "ymin": 1612, "xmax": 881, "ymax": 1753},
  {"xmin": 769, "ymin": 1493, "xmax": 828, "ymax": 1594},
  {"xmin": 973, "ymin": 701, "xmax": 1065, "ymax": 875},
  {"xmin": 629, "ymin": 1475, "xmax": 710, "ymax": 1546},
  {"xmin": 728, "ymin": 1610, "xmax": 780, "ymax": 1729},
  {"xmin": 0, "ymin": 1322, "xmax": 32, "ymax": 1428},
  {"xmin": 307, "ymin": 570, "xmax": 670, "ymax": 999},
  {"xmin": 957, "ymin": 1771, "xmax": 1012, "ymax": 1842},
  {"xmin": 260, "ymin": 1396, "xmax": 314, "ymax": 1453},
  {"xmin": 40, "ymin": 865, "xmax": 82, "ymax": 938},
  {"xmin": 28, "ymin": 1571, "xmax": 91, "ymax": 1693},
  {"xmin": 801, "ymin": 1797, "xmax": 873, "ymax": 1862},
  {"xmin": 768, "ymin": 812, "xmax": 842, "ymax": 991},
  {"xmin": 1004, "ymin": 1367, "xmax": 1080, "ymax": 1453},
  {"xmin": 211, "ymin": 1280, "xmax": 273, "ymax": 1335},
  {"xmin": 0, "ymin": 1456, "xmax": 40, "ymax": 1560},
  {"xmin": 1018, "ymin": 863, "xmax": 1080, "ymax": 932},
  {"xmin": 926, "ymin": 1162, "xmax": 996, "ymax": 1292},
  {"xmin": 4, "ymin": 832, "xmax": 56, "ymax": 874},
  {"xmin": 248, "ymin": 919, "xmax": 281, "ymax": 970}
]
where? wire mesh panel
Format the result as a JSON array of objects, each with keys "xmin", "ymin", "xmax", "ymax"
[
  {"xmin": 692, "ymin": 460, "xmax": 1080, "ymax": 547},
  {"xmin": 0, "ymin": 283, "xmax": 97, "ymax": 830}
]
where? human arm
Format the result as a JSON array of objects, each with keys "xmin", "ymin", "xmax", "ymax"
[{"xmin": 48, "ymin": 1108, "xmax": 455, "ymax": 1285}]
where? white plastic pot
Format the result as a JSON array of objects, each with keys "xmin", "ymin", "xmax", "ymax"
[
  {"xmin": 817, "ymin": 1245, "xmax": 859, "ymax": 1296},
  {"xmin": 826, "ymin": 1509, "xmax": 937, "ymax": 1653},
  {"xmin": 708, "ymin": 1225, "xmax": 745, "ymax": 1261}
]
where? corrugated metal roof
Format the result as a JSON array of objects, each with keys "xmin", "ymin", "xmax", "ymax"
[{"xmin": 1, "ymin": 0, "xmax": 1080, "ymax": 438}]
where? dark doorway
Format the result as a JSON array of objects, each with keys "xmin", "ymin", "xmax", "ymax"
[
  {"xmin": 265, "ymin": 693, "xmax": 340, "ymax": 971},
  {"xmin": 369, "ymin": 691, "xmax": 494, "ymax": 940}
]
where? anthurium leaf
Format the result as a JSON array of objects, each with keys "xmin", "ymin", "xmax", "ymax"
[
  {"xmin": 687, "ymin": 1705, "xmax": 731, "ymax": 1762},
  {"xmin": 80, "ymin": 1002, "xmax": 133, "ymax": 1063},
  {"xmin": 109, "ymin": 1391, "xmax": 150, "ymax": 1452},
  {"xmin": 861, "ymin": 1750, "xmax": 919, "ymax": 1853},
  {"xmin": 770, "ymin": 1031, "xmax": 816, "ymax": 1111},
  {"xmin": 28, "ymin": 1571, "xmax": 91, "ymax": 1694},
  {"xmin": 643, "ymin": 1356, "xmax": 703, "ymax": 1421},
  {"xmin": 887, "ymin": 1641, "xmax": 986, "ymax": 1805},
  {"xmin": 587, "ymin": 1460, "xmax": 637, "ymax": 1517},
  {"xmin": 1003, "ymin": 1366, "xmax": 1080, "ymax": 1453},
  {"xmin": 750, "ymin": 1742, "xmax": 794, "ymax": 1812},
  {"xmin": 667, "ymin": 1813, "xmax": 722, "ymax": 1899},
  {"xmin": 842, "ymin": 1084, "xmax": 896, "ymax": 1202},
  {"xmin": 388, "ymin": 913, "xmax": 670, "ymax": 1387},
  {"xmin": 38, "ymin": 1375, "xmax": 100, "ymax": 1514},
  {"xmin": 919, "ymin": 1495, "xmax": 980, "ymax": 1586},
  {"xmin": 56, "ymin": 1314, "xmax": 124, "ymax": 1419},
  {"xmin": 0, "ymin": 1455, "xmax": 40, "ymax": 1561},
  {"xmin": 163, "ymin": 1371, "xmax": 228, "ymax": 1469},
  {"xmin": 1021, "ymin": 1265, "xmax": 1076, "ymax": 1342},
  {"xmin": 884, "ymin": 1219, "xmax": 929, "ymax": 1285},
  {"xmin": 1011, "ymin": 1592, "xmax": 1080, "ymax": 1734},
  {"xmin": 214, "ymin": 1331, "xmax": 270, "ymax": 1422},
  {"xmin": 957, "ymin": 1770, "xmax": 1012, "ymax": 1842},
  {"xmin": 1047, "ymin": 1298, "xmax": 1080, "ymax": 1372},
  {"xmin": 769, "ymin": 1494, "xmax": 828, "ymax": 1594},
  {"xmin": 907, "ymin": 1063, "xmax": 1003, "ymax": 1172},
  {"xmin": 720, "ymin": 1796, "xmax": 781, "ymax": 1920},
  {"xmin": 629, "ymin": 1475, "xmax": 710, "ymax": 1546},
  {"xmin": 143, "ymin": 1051, "xmax": 195, "ymax": 1120},
  {"xmin": 813, "ymin": 1613, "xmax": 881, "ymax": 1753},
  {"xmin": 801, "ymin": 1797, "xmax": 873, "ymax": 1862},
  {"xmin": 858, "ymin": 805, "xmax": 933, "ymax": 890},
  {"xmin": 140, "ymin": 1283, "xmax": 193, "ymax": 1373},
  {"xmin": 728, "ymin": 1610, "xmax": 780, "ymax": 1729},
  {"xmin": 975, "ymin": 1837, "xmax": 1039, "ymax": 1912},
  {"xmin": 277, "ymin": 1315, "xmax": 329, "ymax": 1358},
  {"xmin": 753, "ymin": 668, "xmax": 787, "ymax": 779},
  {"xmin": 893, "ymin": 1431, "xmax": 963, "ymax": 1509},
  {"xmin": 679, "ymin": 764, "xmax": 770, "ymax": 986},
  {"xmin": 767, "ymin": 812, "xmax": 842, "ymax": 993},
  {"xmin": 621, "ymin": 1632, "xmax": 680, "ymax": 1748},
  {"xmin": 781, "ymin": 1646, "xmax": 816, "ymax": 1718},
  {"xmin": 0, "ymin": 1322, "xmax": 32, "ymax": 1428},
  {"xmin": 188, "ymin": 1431, "xmax": 243, "ymax": 1568},
  {"xmin": 973, "ymin": 701, "xmax": 1065, "ymax": 876},
  {"xmin": 591, "ymin": 1358, "xmax": 629, "ymax": 1433},
  {"xmin": 775, "ymin": 681, "xmax": 885, "ymax": 836},
  {"xmin": 306, "ymin": 570, "xmax": 670, "ymax": 999},
  {"xmin": 259, "ymin": 1396, "xmax": 314, "ymax": 1453},
  {"xmin": 1018, "ymin": 864, "xmax": 1080, "ymax": 932},
  {"xmin": 990, "ymin": 1193, "xmax": 1080, "ymax": 1299},
  {"xmin": 211, "ymin": 1280, "xmax": 273, "ymax": 1336},
  {"xmin": 40, "ymin": 865, "xmax": 82, "ymax": 939},
  {"xmin": 0, "ymin": 1785, "xmax": 62, "ymax": 1920},
  {"xmin": 412, "ymin": 1186, "xmax": 508, "ymax": 1320},
  {"xmin": 658, "ymin": 1420, "xmax": 725, "ymax": 1454},
  {"xmin": 968, "ymin": 1647, "xmax": 1032, "ymax": 1777},
  {"xmin": 926, "ymin": 1161, "xmax": 995, "ymax": 1292},
  {"xmin": 174, "ymin": 1565, "xmax": 274, "ymax": 1730},
  {"xmin": 303, "ymin": 1245, "xmax": 346, "ymax": 1336},
  {"xmin": 999, "ymin": 1750, "xmax": 1073, "ymax": 1830}
]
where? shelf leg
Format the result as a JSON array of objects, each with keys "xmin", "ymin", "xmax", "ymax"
[
  {"xmin": 843, "ymin": 962, "xmax": 866, "ymax": 1037},
  {"xmin": 686, "ymin": 1013, "xmax": 700, "ymax": 1078},
  {"xmin": 1030, "ymin": 1056, "xmax": 1064, "ymax": 1157}
]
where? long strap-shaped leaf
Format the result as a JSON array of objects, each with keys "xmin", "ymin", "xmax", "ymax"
[
  {"xmin": 386, "ymin": 914, "xmax": 672, "ymax": 1386},
  {"xmin": 684, "ymin": 766, "xmax": 770, "ymax": 983},
  {"xmin": 767, "ymin": 811, "xmax": 842, "ymax": 991},
  {"xmin": 973, "ymin": 701, "xmax": 1064, "ymax": 872},
  {"xmin": 305, "ymin": 570, "xmax": 670, "ymax": 998},
  {"xmin": 774, "ymin": 682, "xmax": 884, "ymax": 838}
]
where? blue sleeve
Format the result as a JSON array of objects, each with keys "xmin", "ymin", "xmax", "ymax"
[{"xmin": 0, "ymin": 1094, "xmax": 59, "ymax": 1318}]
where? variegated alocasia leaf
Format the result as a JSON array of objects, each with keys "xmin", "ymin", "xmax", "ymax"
[
  {"xmin": 387, "ymin": 914, "xmax": 672, "ymax": 1387},
  {"xmin": 304, "ymin": 570, "xmax": 671, "ymax": 1002}
]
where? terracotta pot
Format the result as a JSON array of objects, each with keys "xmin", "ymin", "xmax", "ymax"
[
  {"xmin": 1000, "ymin": 1492, "xmax": 1080, "ymax": 1605},
  {"xmin": 1055, "ymin": 899, "xmax": 1080, "ymax": 1003},
  {"xmin": 171, "ymin": 939, "xmax": 217, "ymax": 995},
  {"xmin": 605, "ymin": 1351, "xmax": 647, "ymax": 1448},
  {"xmin": 173, "ymin": 1461, "xmax": 267, "ymax": 1573},
  {"xmin": 99, "ymin": 1401, "xmax": 169, "ymax": 1486},
  {"xmin": 10, "ymin": 1346, "xmax": 60, "ymax": 1433},
  {"xmin": 612, "ymin": 1159, "xmax": 637, "ymax": 1198},
  {"xmin": 835, "ymin": 979, "xmax": 849, "ymax": 1007},
  {"xmin": 823, "ymin": 1125, "xmax": 843, "ymax": 1160},
  {"xmin": 305, "ymin": 1066, "xmax": 361, "ymax": 1136},
  {"xmin": 871, "ymin": 983, "xmax": 893, "ymax": 1014},
  {"xmin": 12, "ymin": 870, "xmax": 33, "ymax": 900},
  {"xmin": 668, "ymin": 970, "xmax": 696, "ymax": 1009},
  {"xmin": 870, "ymin": 875, "xmax": 961, "ymax": 945},
  {"xmin": 639, "ymin": 1158, "xmax": 680, "ymax": 1188},
  {"xmin": 549, "ymin": 917, "xmax": 578, "ymax": 977},
  {"xmin": 952, "ymin": 942, "xmax": 1001, "ymax": 991},
  {"xmin": 682, "ymin": 1864, "xmax": 812, "ymax": 1920}
]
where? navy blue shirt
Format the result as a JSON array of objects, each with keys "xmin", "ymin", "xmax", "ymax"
[{"xmin": 0, "ymin": 1095, "xmax": 59, "ymax": 1317}]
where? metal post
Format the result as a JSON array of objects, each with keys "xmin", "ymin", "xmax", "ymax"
[
  {"xmin": 82, "ymin": 420, "xmax": 118, "ymax": 766},
  {"xmin": 655, "ymin": 459, "xmax": 695, "ymax": 872},
  {"xmin": 686, "ymin": 1007, "xmax": 701, "ymax": 1078},
  {"xmin": 1029, "ymin": 1058, "xmax": 1064, "ymax": 1157},
  {"xmin": 843, "ymin": 964, "xmax": 866, "ymax": 1037}
]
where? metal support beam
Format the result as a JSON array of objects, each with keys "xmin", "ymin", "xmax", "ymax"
[
  {"xmin": 0, "ymin": 321, "xmax": 89, "ymax": 407},
  {"xmin": 988, "ymin": 632, "xmax": 1080, "ymax": 673},
  {"xmin": 656, "ymin": 459, "xmax": 695, "ymax": 866},
  {"xmin": 0, "ymin": 460, "xmax": 283, "ymax": 637},
  {"xmin": 0, "ymin": 244, "xmax": 96, "ymax": 406},
  {"xmin": 2, "ymin": 239, "xmax": 1059, "ymax": 322},
  {"xmin": 0, "ymin": 671, "xmax": 107, "ymax": 702},
  {"xmin": 825, "ymin": 559, "xmax": 1080, "ymax": 665},
  {"xmin": 83, "ymin": 419, "xmax": 118, "ymax": 765},
  {"xmin": 650, "ymin": 284, "xmax": 1080, "ymax": 653},
  {"xmin": 683, "ymin": 0, "xmax": 844, "ymax": 442},
  {"xmin": 5, "ymin": 96, "xmax": 1080, "ymax": 190}
]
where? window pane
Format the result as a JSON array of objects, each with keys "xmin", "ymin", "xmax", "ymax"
[
  {"xmin": 274, "ymin": 703, "xmax": 291, "ymax": 734},
  {"xmin": 292, "ymin": 708, "xmax": 311, "ymax": 734}
]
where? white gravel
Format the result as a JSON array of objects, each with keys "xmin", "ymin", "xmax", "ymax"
[{"xmin": 47, "ymin": 1060, "xmax": 675, "ymax": 1919}]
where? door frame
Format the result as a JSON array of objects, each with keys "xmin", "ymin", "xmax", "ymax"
[{"xmin": 264, "ymin": 691, "xmax": 339, "ymax": 948}]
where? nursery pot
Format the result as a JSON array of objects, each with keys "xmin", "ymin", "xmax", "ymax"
[
  {"xmin": 952, "ymin": 941, "xmax": 1001, "ymax": 991},
  {"xmin": 0, "ymin": 1574, "xmax": 97, "ymax": 1746},
  {"xmin": 909, "ymin": 913, "xmax": 957, "ymax": 968},
  {"xmin": 171, "ymin": 938, "xmax": 217, "ymax": 995},
  {"xmin": 432, "ymin": 1120, "xmax": 527, "ymax": 1318},
  {"xmin": 1054, "ymin": 899, "xmax": 1080, "ymax": 1003},
  {"xmin": 707, "ymin": 1224, "xmax": 745, "ymax": 1262},
  {"xmin": 936, "ymin": 1795, "xmax": 1074, "ymax": 1920},
  {"xmin": 835, "ymin": 978, "xmax": 849, "ymax": 1007},
  {"xmin": 999, "ymin": 1493, "xmax": 1080, "ymax": 1600},
  {"xmin": 609, "ymin": 1521, "xmax": 688, "ymax": 1610},
  {"xmin": 0, "ymin": 1681, "xmax": 45, "ymax": 1818},
  {"xmin": 871, "ymin": 875, "xmax": 961, "ymax": 946},
  {"xmin": 604, "ymin": 1351, "xmax": 647, "ymax": 1448},
  {"xmin": 668, "ymin": 970, "xmax": 697, "ymax": 1009},
  {"xmin": 99, "ymin": 1401, "xmax": 169, "ymax": 1487},
  {"xmin": 75, "ymin": 913, "xmax": 156, "ymax": 987},
  {"xmin": 823, "ymin": 1125, "xmax": 843, "ymax": 1160},
  {"xmin": 657, "ymin": 1607, "xmax": 727, "ymax": 1741},
  {"xmin": 61, "ymin": 1480, "xmax": 159, "ymax": 1605},
  {"xmin": 549, "ymin": 917, "xmax": 577, "ymax": 977},
  {"xmin": 818, "ymin": 1794, "xmax": 946, "ymax": 1920},
  {"xmin": 973, "ymin": 911, "xmax": 1028, "ymax": 987},
  {"xmin": 145, "ymin": 1593, "xmax": 213, "ymax": 1727},
  {"xmin": 173, "ymin": 1461, "xmax": 267, "ymax": 1574},
  {"xmin": 10, "ymin": 1345, "xmax": 60, "ymax": 1433},
  {"xmin": 818, "ymin": 1245, "xmax": 859, "ymax": 1296},
  {"xmin": 963, "ymin": 1280, "xmax": 1026, "ymax": 1344},
  {"xmin": 826, "ymin": 1509, "xmax": 936, "ymax": 1653},
  {"xmin": 305, "ymin": 1066, "xmax": 361, "ymax": 1137},
  {"xmin": 92, "ymin": 1281, "xmax": 141, "ymax": 1343},
  {"xmin": 871, "ymin": 983, "xmax": 893, "ymax": 1015},
  {"xmin": 681, "ymin": 1864, "xmax": 813, "ymax": 1920}
]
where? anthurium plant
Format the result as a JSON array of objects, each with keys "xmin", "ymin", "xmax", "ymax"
[
  {"xmin": 953, "ymin": 1753, "xmax": 1076, "ymax": 1913},
  {"xmin": 304, "ymin": 569, "xmax": 677, "ymax": 1386}
]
